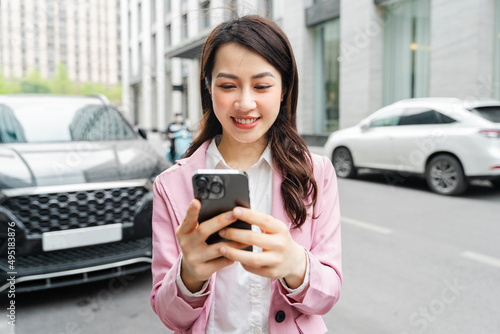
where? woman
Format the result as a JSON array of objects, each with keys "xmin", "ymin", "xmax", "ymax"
[{"xmin": 151, "ymin": 15, "xmax": 342, "ymax": 334}]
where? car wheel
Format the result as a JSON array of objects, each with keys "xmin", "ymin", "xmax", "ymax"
[
  {"xmin": 491, "ymin": 180, "xmax": 500, "ymax": 189},
  {"xmin": 332, "ymin": 147, "xmax": 356, "ymax": 178},
  {"xmin": 425, "ymin": 155, "xmax": 468, "ymax": 195}
]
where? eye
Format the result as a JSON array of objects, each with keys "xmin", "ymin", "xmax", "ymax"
[
  {"xmin": 255, "ymin": 85, "xmax": 272, "ymax": 90},
  {"xmin": 218, "ymin": 84, "xmax": 236, "ymax": 90}
]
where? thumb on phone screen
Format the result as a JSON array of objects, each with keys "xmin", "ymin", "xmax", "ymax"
[{"xmin": 177, "ymin": 199, "xmax": 200, "ymax": 235}]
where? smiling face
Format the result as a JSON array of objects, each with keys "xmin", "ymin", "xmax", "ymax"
[{"xmin": 209, "ymin": 43, "xmax": 283, "ymax": 149}]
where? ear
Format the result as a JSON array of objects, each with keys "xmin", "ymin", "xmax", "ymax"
[
  {"xmin": 281, "ymin": 87, "xmax": 287, "ymax": 102},
  {"xmin": 205, "ymin": 78, "xmax": 211, "ymax": 94}
]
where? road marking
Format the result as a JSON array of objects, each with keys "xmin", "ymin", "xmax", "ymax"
[
  {"xmin": 341, "ymin": 217, "xmax": 393, "ymax": 235},
  {"xmin": 461, "ymin": 251, "xmax": 500, "ymax": 269}
]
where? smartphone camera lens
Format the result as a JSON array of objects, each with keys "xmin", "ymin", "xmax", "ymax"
[
  {"xmin": 210, "ymin": 181, "xmax": 223, "ymax": 194},
  {"xmin": 195, "ymin": 176, "xmax": 208, "ymax": 189},
  {"xmin": 198, "ymin": 188, "xmax": 210, "ymax": 200}
]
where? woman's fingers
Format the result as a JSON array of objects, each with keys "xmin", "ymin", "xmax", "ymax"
[
  {"xmin": 177, "ymin": 199, "xmax": 201, "ymax": 235},
  {"xmin": 221, "ymin": 247, "xmax": 276, "ymax": 270},
  {"xmin": 198, "ymin": 240, "xmax": 250, "ymax": 262},
  {"xmin": 232, "ymin": 207, "xmax": 287, "ymax": 234},
  {"xmin": 177, "ymin": 200, "xmax": 238, "ymax": 239},
  {"xmin": 196, "ymin": 211, "xmax": 237, "ymax": 240},
  {"xmin": 220, "ymin": 227, "xmax": 276, "ymax": 250}
]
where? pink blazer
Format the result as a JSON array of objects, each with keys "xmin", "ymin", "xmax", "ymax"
[{"xmin": 150, "ymin": 141, "xmax": 342, "ymax": 334}]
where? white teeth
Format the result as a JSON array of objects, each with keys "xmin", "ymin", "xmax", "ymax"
[{"xmin": 234, "ymin": 118, "xmax": 257, "ymax": 124}]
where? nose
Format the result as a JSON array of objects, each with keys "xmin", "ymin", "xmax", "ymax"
[{"xmin": 234, "ymin": 88, "xmax": 256, "ymax": 111}]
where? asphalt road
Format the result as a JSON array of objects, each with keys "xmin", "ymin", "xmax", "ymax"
[
  {"xmin": 326, "ymin": 173, "xmax": 500, "ymax": 334},
  {"xmin": 3, "ymin": 155, "xmax": 500, "ymax": 334}
]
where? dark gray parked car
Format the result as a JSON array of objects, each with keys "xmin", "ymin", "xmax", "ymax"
[{"xmin": 0, "ymin": 94, "xmax": 169, "ymax": 292}]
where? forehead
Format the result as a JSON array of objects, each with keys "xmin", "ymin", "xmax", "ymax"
[{"xmin": 212, "ymin": 43, "xmax": 279, "ymax": 75}]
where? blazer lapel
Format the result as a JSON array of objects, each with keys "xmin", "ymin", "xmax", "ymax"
[{"xmin": 164, "ymin": 141, "xmax": 210, "ymax": 226}]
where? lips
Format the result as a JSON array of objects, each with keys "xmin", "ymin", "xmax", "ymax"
[{"xmin": 231, "ymin": 116, "xmax": 260, "ymax": 129}]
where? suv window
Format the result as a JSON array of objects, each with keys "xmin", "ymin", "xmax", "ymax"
[
  {"xmin": 400, "ymin": 108, "xmax": 439, "ymax": 125},
  {"xmin": 369, "ymin": 109, "xmax": 403, "ymax": 128},
  {"xmin": 0, "ymin": 101, "xmax": 136, "ymax": 143},
  {"xmin": 399, "ymin": 108, "xmax": 456, "ymax": 125},
  {"xmin": 471, "ymin": 106, "xmax": 500, "ymax": 123}
]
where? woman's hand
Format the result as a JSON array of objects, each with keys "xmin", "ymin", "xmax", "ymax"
[
  {"xmin": 176, "ymin": 200, "xmax": 249, "ymax": 293},
  {"xmin": 218, "ymin": 207, "xmax": 307, "ymax": 289}
]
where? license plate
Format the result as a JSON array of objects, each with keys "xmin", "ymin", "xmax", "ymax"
[{"xmin": 42, "ymin": 224, "xmax": 123, "ymax": 252}]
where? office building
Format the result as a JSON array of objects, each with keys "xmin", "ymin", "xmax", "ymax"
[
  {"xmin": 121, "ymin": 0, "xmax": 500, "ymax": 142},
  {"xmin": 0, "ymin": 0, "xmax": 121, "ymax": 85}
]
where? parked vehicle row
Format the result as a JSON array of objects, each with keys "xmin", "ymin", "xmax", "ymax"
[
  {"xmin": 325, "ymin": 98, "xmax": 500, "ymax": 195},
  {"xmin": 3, "ymin": 94, "xmax": 499, "ymax": 294}
]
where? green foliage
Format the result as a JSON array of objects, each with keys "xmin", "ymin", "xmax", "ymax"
[
  {"xmin": 0, "ymin": 63, "xmax": 122, "ymax": 105},
  {"xmin": 50, "ymin": 63, "xmax": 71, "ymax": 94},
  {"xmin": 0, "ymin": 70, "xmax": 20, "ymax": 94},
  {"xmin": 21, "ymin": 69, "xmax": 51, "ymax": 93}
]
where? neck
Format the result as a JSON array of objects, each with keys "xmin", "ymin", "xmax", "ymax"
[{"xmin": 217, "ymin": 134, "xmax": 268, "ymax": 171}]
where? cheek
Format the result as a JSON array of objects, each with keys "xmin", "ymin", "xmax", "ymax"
[
  {"xmin": 212, "ymin": 93, "xmax": 231, "ymax": 113},
  {"xmin": 264, "ymin": 92, "xmax": 283, "ymax": 114}
]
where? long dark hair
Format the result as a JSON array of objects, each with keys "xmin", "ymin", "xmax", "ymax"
[{"xmin": 185, "ymin": 15, "xmax": 317, "ymax": 228}]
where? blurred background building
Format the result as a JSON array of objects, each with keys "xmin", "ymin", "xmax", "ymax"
[
  {"xmin": 2, "ymin": 0, "xmax": 499, "ymax": 143},
  {"xmin": 121, "ymin": 0, "xmax": 500, "ymax": 143},
  {"xmin": 0, "ymin": 0, "xmax": 121, "ymax": 85}
]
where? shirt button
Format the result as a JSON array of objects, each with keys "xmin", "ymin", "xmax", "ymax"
[
  {"xmin": 251, "ymin": 288, "xmax": 260, "ymax": 297},
  {"xmin": 249, "ymin": 311, "xmax": 260, "ymax": 324},
  {"xmin": 275, "ymin": 310, "xmax": 286, "ymax": 323}
]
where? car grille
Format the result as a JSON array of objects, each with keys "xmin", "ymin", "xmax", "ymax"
[
  {"xmin": 0, "ymin": 237, "xmax": 152, "ymax": 274},
  {"xmin": 0, "ymin": 237, "xmax": 152, "ymax": 293},
  {"xmin": 2, "ymin": 186, "xmax": 149, "ymax": 235}
]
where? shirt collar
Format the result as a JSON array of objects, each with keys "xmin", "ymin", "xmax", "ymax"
[{"xmin": 206, "ymin": 135, "xmax": 273, "ymax": 170}]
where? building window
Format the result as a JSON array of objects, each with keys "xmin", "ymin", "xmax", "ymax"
[
  {"xmin": 138, "ymin": 42, "xmax": 143, "ymax": 76},
  {"xmin": 383, "ymin": 0, "xmax": 430, "ymax": 105},
  {"xmin": 257, "ymin": 0, "xmax": 274, "ymax": 18},
  {"xmin": 138, "ymin": 2, "xmax": 142, "ymax": 35},
  {"xmin": 200, "ymin": 1, "xmax": 211, "ymax": 30},
  {"xmin": 494, "ymin": 0, "xmax": 500, "ymax": 99},
  {"xmin": 181, "ymin": 14, "xmax": 188, "ymax": 39},
  {"xmin": 314, "ymin": 18, "xmax": 340, "ymax": 133},
  {"xmin": 128, "ymin": 11, "xmax": 132, "ymax": 42},
  {"xmin": 165, "ymin": 24, "xmax": 171, "ymax": 47},
  {"xmin": 151, "ymin": 35, "xmax": 157, "ymax": 73},
  {"xmin": 230, "ymin": 0, "xmax": 238, "ymax": 19},
  {"xmin": 151, "ymin": 0, "xmax": 156, "ymax": 25}
]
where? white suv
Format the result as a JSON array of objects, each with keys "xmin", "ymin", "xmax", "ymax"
[{"xmin": 324, "ymin": 98, "xmax": 500, "ymax": 195}]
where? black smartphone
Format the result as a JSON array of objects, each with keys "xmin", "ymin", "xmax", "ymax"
[{"xmin": 192, "ymin": 169, "xmax": 252, "ymax": 248}]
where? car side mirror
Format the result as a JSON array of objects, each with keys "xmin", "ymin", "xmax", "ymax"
[
  {"xmin": 137, "ymin": 127, "xmax": 148, "ymax": 140},
  {"xmin": 360, "ymin": 121, "xmax": 370, "ymax": 132}
]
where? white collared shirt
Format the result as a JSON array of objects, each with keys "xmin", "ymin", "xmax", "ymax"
[{"xmin": 176, "ymin": 136, "xmax": 310, "ymax": 334}]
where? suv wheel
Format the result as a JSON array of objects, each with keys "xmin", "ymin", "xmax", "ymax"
[
  {"xmin": 332, "ymin": 147, "xmax": 356, "ymax": 178},
  {"xmin": 425, "ymin": 155, "xmax": 467, "ymax": 195}
]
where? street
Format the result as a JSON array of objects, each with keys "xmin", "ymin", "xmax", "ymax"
[
  {"xmin": 4, "ymin": 165, "xmax": 500, "ymax": 334},
  {"xmin": 327, "ymin": 173, "xmax": 500, "ymax": 334}
]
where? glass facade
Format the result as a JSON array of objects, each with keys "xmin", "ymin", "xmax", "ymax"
[
  {"xmin": 200, "ymin": 1, "xmax": 211, "ymax": 30},
  {"xmin": 314, "ymin": 18, "xmax": 340, "ymax": 133},
  {"xmin": 383, "ymin": 0, "xmax": 430, "ymax": 105},
  {"xmin": 494, "ymin": 0, "xmax": 500, "ymax": 99}
]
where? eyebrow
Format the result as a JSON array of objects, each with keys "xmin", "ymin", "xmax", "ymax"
[{"xmin": 215, "ymin": 72, "xmax": 275, "ymax": 80}]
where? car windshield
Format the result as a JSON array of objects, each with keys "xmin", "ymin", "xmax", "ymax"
[
  {"xmin": 471, "ymin": 106, "xmax": 500, "ymax": 123},
  {"xmin": 0, "ymin": 97, "xmax": 136, "ymax": 143}
]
